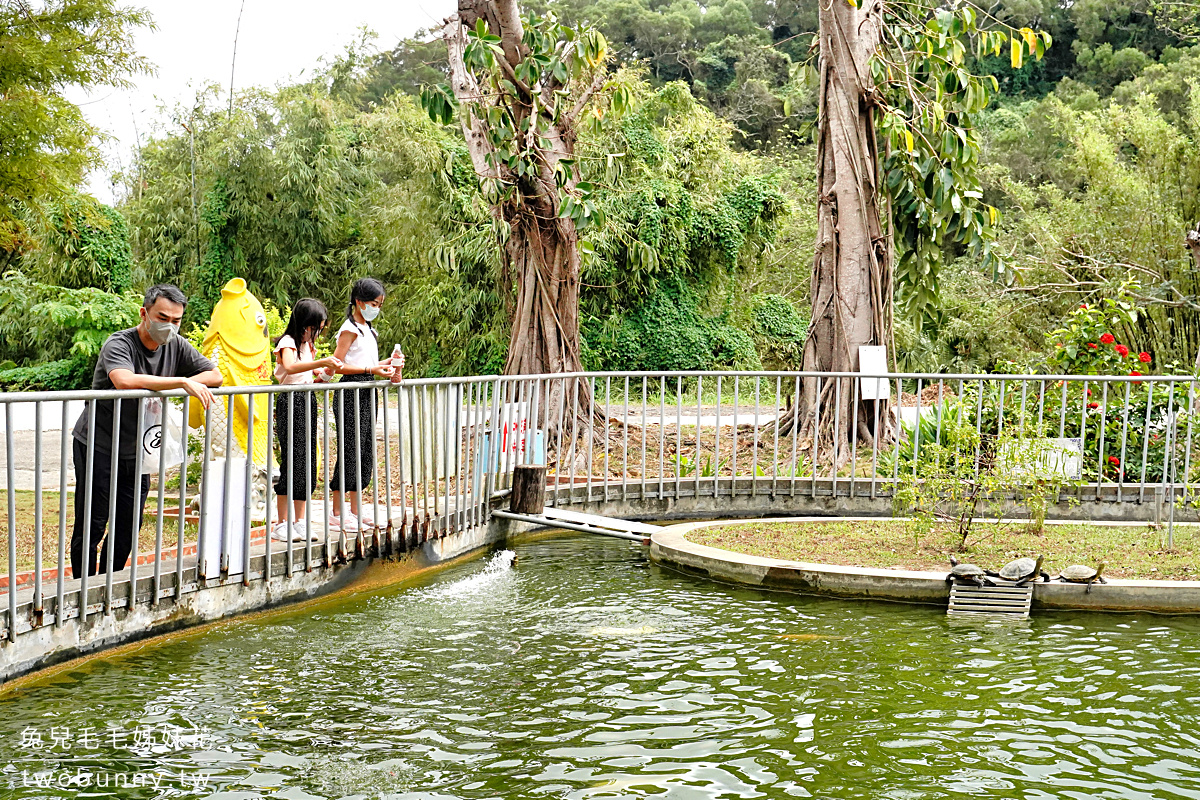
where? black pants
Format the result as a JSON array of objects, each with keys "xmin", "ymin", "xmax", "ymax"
[
  {"xmin": 329, "ymin": 375, "xmax": 375, "ymax": 492},
  {"xmin": 274, "ymin": 392, "xmax": 319, "ymax": 497},
  {"xmin": 70, "ymin": 439, "xmax": 151, "ymax": 579}
]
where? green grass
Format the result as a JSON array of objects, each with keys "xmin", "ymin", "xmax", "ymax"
[
  {"xmin": 688, "ymin": 518, "xmax": 1200, "ymax": 581},
  {"xmin": 1, "ymin": 490, "xmax": 195, "ymax": 576}
]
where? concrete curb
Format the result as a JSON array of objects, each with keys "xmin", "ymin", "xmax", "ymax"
[{"xmin": 650, "ymin": 517, "xmax": 1200, "ymax": 614}]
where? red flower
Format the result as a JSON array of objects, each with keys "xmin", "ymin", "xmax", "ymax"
[
  {"xmin": 1139, "ymin": 352, "xmax": 1152, "ymax": 363},
  {"xmin": 1109, "ymin": 456, "xmax": 1120, "ymax": 465},
  {"xmin": 1088, "ymin": 402, "xmax": 1099, "ymax": 409},
  {"xmin": 1087, "ymin": 342, "xmax": 1098, "ymax": 349},
  {"xmin": 1100, "ymin": 333, "xmax": 1115, "ymax": 344},
  {"xmin": 1115, "ymin": 344, "xmax": 1130, "ymax": 357},
  {"xmin": 1080, "ymin": 303, "xmax": 1088, "ymax": 309}
]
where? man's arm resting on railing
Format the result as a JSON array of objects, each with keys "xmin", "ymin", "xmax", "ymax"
[{"xmin": 108, "ymin": 368, "xmax": 223, "ymax": 407}]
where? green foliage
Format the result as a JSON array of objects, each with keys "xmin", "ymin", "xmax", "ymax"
[
  {"xmin": 582, "ymin": 282, "xmax": 762, "ymax": 372},
  {"xmin": 1072, "ymin": 40, "xmax": 1152, "ymax": 93},
  {"xmin": 569, "ymin": 81, "xmax": 789, "ymax": 370},
  {"xmin": 0, "ymin": 270, "xmax": 141, "ymax": 390},
  {"xmin": 375, "ymin": 0, "xmax": 819, "ymax": 146},
  {"xmin": 23, "ymin": 192, "xmax": 133, "ymax": 292},
  {"xmin": 877, "ymin": 5, "xmax": 1046, "ymax": 326},
  {"xmin": 360, "ymin": 35, "xmax": 447, "ymax": 107},
  {"xmin": 889, "ymin": 397, "xmax": 1081, "ymax": 546},
  {"xmin": 126, "ymin": 79, "xmax": 374, "ymax": 325},
  {"xmin": 1045, "ymin": 289, "xmax": 1151, "ymax": 375},
  {"xmin": 420, "ymin": 11, "xmax": 615, "ymax": 230},
  {"xmin": 0, "ymin": 0, "xmax": 152, "ymax": 254},
  {"xmin": 892, "ymin": 259, "xmax": 1044, "ymax": 373},
  {"xmin": 1110, "ymin": 46, "xmax": 1200, "ymax": 125},
  {"xmin": 196, "ymin": 180, "xmax": 236, "ymax": 322},
  {"xmin": 750, "ymin": 293, "xmax": 808, "ymax": 340},
  {"xmin": 983, "ymin": 89, "xmax": 1200, "ymax": 367},
  {"xmin": 707, "ymin": 321, "xmax": 761, "ymax": 369},
  {"xmin": 745, "ymin": 292, "xmax": 807, "ymax": 369},
  {"xmin": 0, "ymin": 358, "xmax": 92, "ymax": 392}
]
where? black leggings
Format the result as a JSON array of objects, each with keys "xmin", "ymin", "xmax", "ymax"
[
  {"xmin": 274, "ymin": 392, "xmax": 319, "ymax": 497},
  {"xmin": 329, "ymin": 375, "xmax": 376, "ymax": 492}
]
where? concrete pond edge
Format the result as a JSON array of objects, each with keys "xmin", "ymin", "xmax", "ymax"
[{"xmin": 649, "ymin": 517, "xmax": 1200, "ymax": 614}]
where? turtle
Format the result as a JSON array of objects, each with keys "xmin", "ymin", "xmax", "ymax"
[
  {"xmin": 990, "ymin": 554, "xmax": 1051, "ymax": 587},
  {"xmin": 946, "ymin": 554, "xmax": 994, "ymax": 586},
  {"xmin": 1057, "ymin": 562, "xmax": 1106, "ymax": 593}
]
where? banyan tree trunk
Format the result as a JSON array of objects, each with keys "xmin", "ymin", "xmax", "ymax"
[
  {"xmin": 502, "ymin": 203, "xmax": 583, "ymax": 377},
  {"xmin": 441, "ymin": 0, "xmax": 604, "ymax": 452},
  {"xmin": 783, "ymin": 0, "xmax": 892, "ymax": 468},
  {"xmin": 501, "ymin": 203, "xmax": 595, "ymax": 449},
  {"xmin": 1189, "ymin": 225, "xmax": 1200, "ymax": 373}
]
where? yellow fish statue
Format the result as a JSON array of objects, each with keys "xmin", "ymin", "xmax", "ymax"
[{"xmin": 187, "ymin": 278, "xmax": 272, "ymax": 468}]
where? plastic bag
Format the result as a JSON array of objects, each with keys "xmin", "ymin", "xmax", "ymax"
[{"xmin": 140, "ymin": 397, "xmax": 185, "ymax": 474}]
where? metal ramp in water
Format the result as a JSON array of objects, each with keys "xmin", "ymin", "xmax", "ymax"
[
  {"xmin": 491, "ymin": 506, "xmax": 657, "ymax": 544},
  {"xmin": 948, "ymin": 583, "xmax": 1033, "ymax": 618}
]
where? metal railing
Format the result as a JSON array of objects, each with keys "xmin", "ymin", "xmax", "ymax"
[{"xmin": 2, "ymin": 370, "xmax": 1197, "ymax": 644}]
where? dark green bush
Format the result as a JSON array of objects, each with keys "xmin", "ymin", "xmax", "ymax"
[
  {"xmin": 582, "ymin": 281, "xmax": 762, "ymax": 372},
  {"xmin": 0, "ymin": 357, "xmax": 91, "ymax": 391},
  {"xmin": 745, "ymin": 293, "xmax": 807, "ymax": 369},
  {"xmin": 706, "ymin": 322, "xmax": 761, "ymax": 369}
]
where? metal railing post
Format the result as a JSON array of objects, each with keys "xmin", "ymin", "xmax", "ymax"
[{"xmin": 5, "ymin": 404, "xmax": 16, "ymax": 641}]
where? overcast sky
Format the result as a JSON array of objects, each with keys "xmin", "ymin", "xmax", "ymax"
[{"xmin": 72, "ymin": 0, "xmax": 456, "ymax": 203}]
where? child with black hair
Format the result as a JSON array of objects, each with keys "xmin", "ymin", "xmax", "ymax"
[
  {"xmin": 328, "ymin": 277, "xmax": 400, "ymax": 533},
  {"xmin": 272, "ymin": 298, "xmax": 342, "ymax": 542}
]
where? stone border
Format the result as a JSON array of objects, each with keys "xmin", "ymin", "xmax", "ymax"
[{"xmin": 650, "ymin": 517, "xmax": 1200, "ymax": 614}]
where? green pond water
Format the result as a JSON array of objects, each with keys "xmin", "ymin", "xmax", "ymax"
[{"xmin": 3, "ymin": 534, "xmax": 1200, "ymax": 799}]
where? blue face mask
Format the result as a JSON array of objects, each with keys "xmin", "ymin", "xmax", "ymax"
[{"xmin": 360, "ymin": 303, "xmax": 381, "ymax": 322}]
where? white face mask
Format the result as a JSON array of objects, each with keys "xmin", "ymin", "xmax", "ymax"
[{"xmin": 360, "ymin": 303, "xmax": 381, "ymax": 322}]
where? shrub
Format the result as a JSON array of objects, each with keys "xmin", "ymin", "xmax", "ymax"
[
  {"xmin": 1045, "ymin": 289, "xmax": 1149, "ymax": 376},
  {"xmin": 0, "ymin": 358, "xmax": 92, "ymax": 391},
  {"xmin": 747, "ymin": 292, "xmax": 807, "ymax": 369},
  {"xmin": 706, "ymin": 321, "xmax": 761, "ymax": 369},
  {"xmin": 0, "ymin": 271, "xmax": 141, "ymax": 390}
]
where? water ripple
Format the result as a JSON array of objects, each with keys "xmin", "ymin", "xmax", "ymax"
[{"xmin": 2, "ymin": 540, "xmax": 1200, "ymax": 798}]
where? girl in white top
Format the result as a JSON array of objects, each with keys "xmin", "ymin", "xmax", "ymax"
[
  {"xmin": 271, "ymin": 299, "xmax": 341, "ymax": 542},
  {"xmin": 327, "ymin": 278, "xmax": 401, "ymax": 534}
]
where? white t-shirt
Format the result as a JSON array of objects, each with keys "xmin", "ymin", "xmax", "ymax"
[
  {"xmin": 336, "ymin": 318, "xmax": 379, "ymax": 370},
  {"xmin": 273, "ymin": 334, "xmax": 316, "ymax": 385}
]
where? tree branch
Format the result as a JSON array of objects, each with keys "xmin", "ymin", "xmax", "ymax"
[
  {"xmin": 566, "ymin": 65, "xmax": 608, "ymax": 126},
  {"xmin": 442, "ymin": 14, "xmax": 501, "ymax": 184}
]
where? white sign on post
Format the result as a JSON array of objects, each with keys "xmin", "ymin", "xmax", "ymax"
[
  {"xmin": 858, "ymin": 345, "xmax": 890, "ymax": 401},
  {"xmin": 1000, "ymin": 437, "xmax": 1083, "ymax": 481}
]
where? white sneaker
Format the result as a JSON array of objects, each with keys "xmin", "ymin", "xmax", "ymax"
[
  {"xmin": 288, "ymin": 519, "xmax": 309, "ymax": 542},
  {"xmin": 358, "ymin": 512, "xmax": 379, "ymax": 530},
  {"xmin": 270, "ymin": 522, "xmax": 290, "ymax": 542},
  {"xmin": 328, "ymin": 510, "xmax": 360, "ymax": 533}
]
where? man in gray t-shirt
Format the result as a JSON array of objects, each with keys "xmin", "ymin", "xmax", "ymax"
[{"xmin": 70, "ymin": 284, "xmax": 222, "ymax": 580}]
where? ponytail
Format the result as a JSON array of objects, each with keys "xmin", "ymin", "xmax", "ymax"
[{"xmin": 346, "ymin": 277, "xmax": 386, "ymax": 329}]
